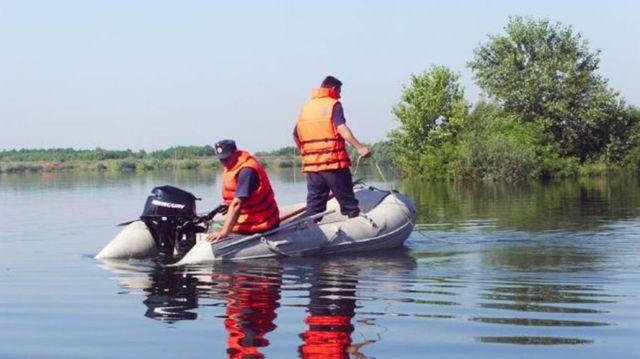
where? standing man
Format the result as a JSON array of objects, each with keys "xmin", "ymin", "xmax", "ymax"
[
  {"xmin": 294, "ymin": 76, "xmax": 370, "ymax": 219},
  {"xmin": 206, "ymin": 139, "xmax": 279, "ymax": 242}
]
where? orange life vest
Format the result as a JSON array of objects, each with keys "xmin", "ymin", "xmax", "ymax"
[
  {"xmin": 296, "ymin": 87, "xmax": 351, "ymax": 173},
  {"xmin": 222, "ymin": 151, "xmax": 279, "ymax": 234}
]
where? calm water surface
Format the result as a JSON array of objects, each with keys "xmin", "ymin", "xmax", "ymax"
[{"xmin": 1, "ymin": 169, "xmax": 639, "ymax": 359}]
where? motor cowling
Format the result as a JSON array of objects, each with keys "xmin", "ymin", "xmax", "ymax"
[{"xmin": 140, "ymin": 185, "xmax": 205, "ymax": 257}]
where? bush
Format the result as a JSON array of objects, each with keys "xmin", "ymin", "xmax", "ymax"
[
  {"xmin": 416, "ymin": 143, "xmax": 460, "ymax": 179},
  {"xmin": 454, "ymin": 103, "xmax": 545, "ymax": 180},
  {"xmin": 539, "ymin": 154, "xmax": 579, "ymax": 178},
  {"xmin": 623, "ymin": 146, "xmax": 640, "ymax": 171},
  {"xmin": 118, "ymin": 160, "xmax": 137, "ymax": 172},
  {"xmin": 278, "ymin": 159, "xmax": 295, "ymax": 168},
  {"xmin": 469, "ymin": 16, "xmax": 627, "ymax": 161},
  {"xmin": 578, "ymin": 160, "xmax": 613, "ymax": 177},
  {"xmin": 389, "ymin": 65, "xmax": 468, "ymax": 175},
  {"xmin": 178, "ymin": 160, "xmax": 200, "ymax": 170}
]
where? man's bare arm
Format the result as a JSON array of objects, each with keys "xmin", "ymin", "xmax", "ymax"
[
  {"xmin": 206, "ymin": 197, "xmax": 244, "ymax": 241},
  {"xmin": 337, "ymin": 124, "xmax": 370, "ymax": 157}
]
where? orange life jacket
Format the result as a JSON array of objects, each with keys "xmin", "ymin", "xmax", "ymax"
[
  {"xmin": 296, "ymin": 87, "xmax": 351, "ymax": 172},
  {"xmin": 222, "ymin": 151, "xmax": 279, "ymax": 234}
]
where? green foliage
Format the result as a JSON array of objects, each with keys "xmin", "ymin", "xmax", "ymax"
[
  {"xmin": 0, "ymin": 148, "xmax": 139, "ymax": 162},
  {"xmin": 178, "ymin": 159, "xmax": 200, "ymax": 170},
  {"xmin": 139, "ymin": 158, "xmax": 172, "ymax": 171},
  {"xmin": 370, "ymin": 141, "xmax": 395, "ymax": 167},
  {"xmin": 539, "ymin": 153, "xmax": 579, "ymax": 178},
  {"xmin": 149, "ymin": 146, "xmax": 215, "ymax": 159},
  {"xmin": 578, "ymin": 160, "xmax": 612, "ymax": 177},
  {"xmin": 255, "ymin": 146, "xmax": 297, "ymax": 157},
  {"xmin": 617, "ymin": 106, "xmax": 640, "ymax": 168},
  {"xmin": 623, "ymin": 109, "xmax": 640, "ymax": 171},
  {"xmin": 0, "ymin": 163, "xmax": 43, "ymax": 173},
  {"xmin": 469, "ymin": 16, "xmax": 628, "ymax": 161},
  {"xmin": 623, "ymin": 146, "xmax": 640, "ymax": 171},
  {"xmin": 0, "ymin": 146, "xmax": 215, "ymax": 162},
  {"xmin": 417, "ymin": 142, "xmax": 460, "ymax": 180},
  {"xmin": 277, "ymin": 159, "xmax": 295, "ymax": 168},
  {"xmin": 111, "ymin": 160, "xmax": 136, "ymax": 172},
  {"xmin": 0, "ymin": 146, "xmax": 221, "ymax": 173},
  {"xmin": 389, "ymin": 65, "xmax": 468, "ymax": 175},
  {"xmin": 456, "ymin": 106, "xmax": 542, "ymax": 181}
]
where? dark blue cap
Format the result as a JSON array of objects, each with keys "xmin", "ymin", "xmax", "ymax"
[{"xmin": 213, "ymin": 139, "xmax": 237, "ymax": 160}]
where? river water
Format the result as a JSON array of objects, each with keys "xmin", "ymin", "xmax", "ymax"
[{"xmin": 1, "ymin": 169, "xmax": 639, "ymax": 358}]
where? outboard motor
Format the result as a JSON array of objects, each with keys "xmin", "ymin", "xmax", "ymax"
[{"xmin": 140, "ymin": 185, "xmax": 206, "ymax": 257}]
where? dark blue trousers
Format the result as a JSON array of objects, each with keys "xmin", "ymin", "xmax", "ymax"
[{"xmin": 306, "ymin": 168, "xmax": 360, "ymax": 217}]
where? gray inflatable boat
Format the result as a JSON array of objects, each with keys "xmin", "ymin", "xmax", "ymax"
[{"xmin": 95, "ymin": 186, "xmax": 417, "ymax": 264}]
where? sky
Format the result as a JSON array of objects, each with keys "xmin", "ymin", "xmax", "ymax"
[{"xmin": 1, "ymin": 0, "xmax": 639, "ymax": 153}]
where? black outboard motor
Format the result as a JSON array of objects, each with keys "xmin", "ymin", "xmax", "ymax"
[{"xmin": 140, "ymin": 185, "xmax": 206, "ymax": 257}]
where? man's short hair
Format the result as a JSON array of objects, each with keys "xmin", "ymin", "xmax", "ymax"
[{"xmin": 321, "ymin": 76, "xmax": 343, "ymax": 88}]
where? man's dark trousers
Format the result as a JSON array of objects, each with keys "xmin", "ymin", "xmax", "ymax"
[{"xmin": 306, "ymin": 168, "xmax": 360, "ymax": 217}]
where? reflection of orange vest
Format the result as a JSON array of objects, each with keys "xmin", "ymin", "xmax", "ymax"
[
  {"xmin": 222, "ymin": 151, "xmax": 279, "ymax": 234},
  {"xmin": 225, "ymin": 274, "xmax": 281, "ymax": 359},
  {"xmin": 300, "ymin": 315, "xmax": 353, "ymax": 359},
  {"xmin": 296, "ymin": 88, "xmax": 351, "ymax": 173}
]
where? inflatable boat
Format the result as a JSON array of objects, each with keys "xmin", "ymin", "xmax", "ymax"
[{"xmin": 95, "ymin": 184, "xmax": 417, "ymax": 264}]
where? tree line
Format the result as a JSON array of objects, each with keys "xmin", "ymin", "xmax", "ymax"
[{"xmin": 0, "ymin": 146, "xmax": 216, "ymax": 162}]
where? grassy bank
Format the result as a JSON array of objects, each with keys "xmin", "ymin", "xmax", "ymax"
[
  {"xmin": 0, "ymin": 145, "xmax": 394, "ymax": 174},
  {"xmin": 0, "ymin": 146, "xmax": 305, "ymax": 174},
  {"xmin": 0, "ymin": 155, "xmax": 304, "ymax": 174}
]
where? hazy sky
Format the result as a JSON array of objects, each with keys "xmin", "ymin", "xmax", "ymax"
[{"xmin": 1, "ymin": 1, "xmax": 638, "ymax": 152}]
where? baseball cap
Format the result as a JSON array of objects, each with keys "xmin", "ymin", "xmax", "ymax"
[{"xmin": 213, "ymin": 139, "xmax": 237, "ymax": 160}]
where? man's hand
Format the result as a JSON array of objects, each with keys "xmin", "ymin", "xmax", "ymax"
[
  {"xmin": 206, "ymin": 230, "xmax": 228, "ymax": 242},
  {"xmin": 206, "ymin": 197, "xmax": 242, "ymax": 242},
  {"xmin": 337, "ymin": 124, "xmax": 371, "ymax": 158},
  {"xmin": 357, "ymin": 146, "xmax": 371, "ymax": 158}
]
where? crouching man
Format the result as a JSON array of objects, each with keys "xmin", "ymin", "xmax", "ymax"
[{"xmin": 206, "ymin": 139, "xmax": 279, "ymax": 242}]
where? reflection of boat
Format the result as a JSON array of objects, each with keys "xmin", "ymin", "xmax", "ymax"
[{"xmin": 96, "ymin": 186, "xmax": 417, "ymax": 263}]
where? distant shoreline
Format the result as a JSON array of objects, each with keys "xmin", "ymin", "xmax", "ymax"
[
  {"xmin": 0, "ymin": 146, "xmax": 305, "ymax": 174},
  {"xmin": 0, "ymin": 155, "xmax": 300, "ymax": 174}
]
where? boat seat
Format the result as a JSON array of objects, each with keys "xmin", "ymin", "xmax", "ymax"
[{"xmin": 354, "ymin": 186, "xmax": 392, "ymax": 214}]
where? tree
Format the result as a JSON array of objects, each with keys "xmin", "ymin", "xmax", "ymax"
[
  {"xmin": 388, "ymin": 65, "xmax": 468, "ymax": 174},
  {"xmin": 469, "ymin": 16, "xmax": 626, "ymax": 161}
]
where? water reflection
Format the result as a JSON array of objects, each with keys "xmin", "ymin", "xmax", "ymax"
[
  {"xmin": 297, "ymin": 258, "xmax": 372, "ymax": 359},
  {"xmin": 0, "ymin": 169, "xmax": 217, "ymax": 191},
  {"xmin": 479, "ymin": 244, "xmax": 607, "ymax": 273},
  {"xmin": 407, "ymin": 238, "xmax": 619, "ymax": 346},
  {"xmin": 402, "ymin": 176, "xmax": 640, "ymax": 232},
  {"xmin": 274, "ymin": 164, "xmax": 395, "ymax": 185},
  {"xmin": 4, "ymin": 168, "xmax": 639, "ymax": 357},
  {"xmin": 143, "ymin": 265, "xmax": 200, "ymax": 321},
  {"xmin": 207, "ymin": 263, "xmax": 283, "ymax": 358},
  {"xmin": 476, "ymin": 336, "xmax": 594, "ymax": 345},
  {"xmin": 95, "ymin": 237, "xmax": 631, "ymax": 353},
  {"xmin": 99, "ymin": 250, "xmax": 416, "ymax": 357}
]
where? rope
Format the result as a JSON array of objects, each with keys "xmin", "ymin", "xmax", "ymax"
[
  {"xmin": 369, "ymin": 158, "xmax": 467, "ymax": 246},
  {"xmin": 354, "ymin": 155, "xmax": 387, "ymax": 184},
  {"xmin": 353, "ymin": 155, "xmax": 363, "ymax": 177},
  {"xmin": 412, "ymin": 229, "xmax": 467, "ymax": 245}
]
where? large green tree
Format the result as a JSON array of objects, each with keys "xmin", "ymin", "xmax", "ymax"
[
  {"xmin": 469, "ymin": 16, "xmax": 626, "ymax": 161},
  {"xmin": 389, "ymin": 65, "xmax": 468, "ymax": 174}
]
